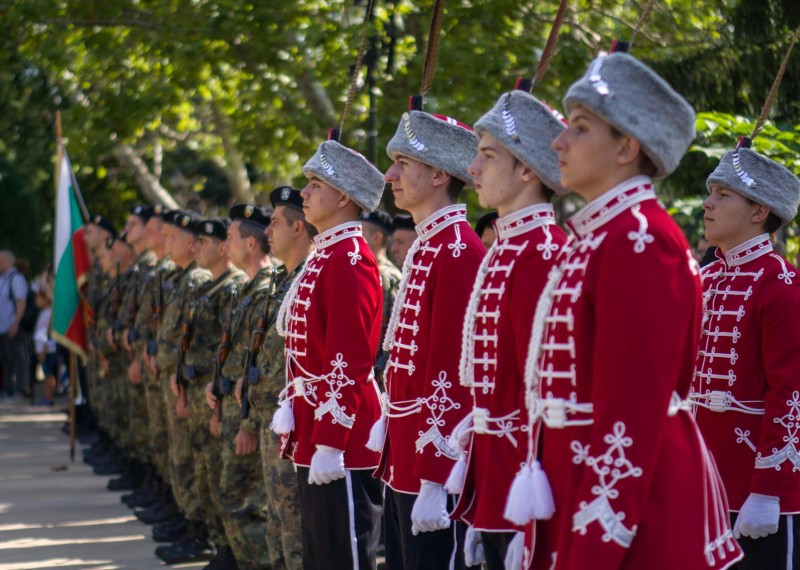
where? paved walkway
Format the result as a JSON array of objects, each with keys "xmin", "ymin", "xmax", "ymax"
[{"xmin": 0, "ymin": 402, "xmax": 204, "ymax": 570}]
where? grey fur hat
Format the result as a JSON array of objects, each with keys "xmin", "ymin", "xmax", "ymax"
[
  {"xmin": 563, "ymin": 52, "xmax": 696, "ymax": 179},
  {"xmin": 303, "ymin": 139, "xmax": 385, "ymax": 213},
  {"xmin": 706, "ymin": 144, "xmax": 800, "ymax": 225},
  {"xmin": 475, "ymin": 90, "xmax": 568, "ymax": 195},
  {"xmin": 386, "ymin": 109, "xmax": 479, "ymax": 185}
]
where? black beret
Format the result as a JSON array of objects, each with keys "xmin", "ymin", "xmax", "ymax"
[
  {"xmin": 160, "ymin": 209, "xmax": 178, "ymax": 224},
  {"xmin": 146, "ymin": 204, "xmax": 165, "ymax": 220},
  {"xmin": 474, "ymin": 211, "xmax": 499, "ymax": 237},
  {"xmin": 361, "ymin": 209, "xmax": 394, "ymax": 234},
  {"xmin": 230, "ymin": 204, "xmax": 273, "ymax": 229},
  {"xmin": 269, "ymin": 186, "xmax": 304, "ymax": 212},
  {"xmin": 195, "ymin": 217, "xmax": 231, "ymax": 241},
  {"xmin": 130, "ymin": 204, "xmax": 152, "ymax": 221},
  {"xmin": 174, "ymin": 211, "xmax": 202, "ymax": 234},
  {"xmin": 90, "ymin": 214, "xmax": 117, "ymax": 239},
  {"xmin": 391, "ymin": 214, "xmax": 416, "ymax": 233}
]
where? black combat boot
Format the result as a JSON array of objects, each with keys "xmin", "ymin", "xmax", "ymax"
[
  {"xmin": 202, "ymin": 545, "xmax": 239, "ymax": 570},
  {"xmin": 155, "ymin": 519, "xmax": 214, "ymax": 564}
]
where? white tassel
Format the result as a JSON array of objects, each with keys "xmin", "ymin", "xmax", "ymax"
[
  {"xmin": 504, "ymin": 461, "xmax": 555, "ymax": 526},
  {"xmin": 531, "ymin": 460, "xmax": 555, "ymax": 519},
  {"xmin": 271, "ymin": 400, "xmax": 295, "ymax": 435},
  {"xmin": 366, "ymin": 415, "xmax": 387, "ymax": 452},
  {"xmin": 444, "ymin": 452, "xmax": 468, "ymax": 494}
]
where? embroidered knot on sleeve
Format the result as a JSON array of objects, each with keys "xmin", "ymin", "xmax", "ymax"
[
  {"xmin": 448, "ymin": 225, "xmax": 467, "ymax": 258},
  {"xmin": 626, "ymin": 204, "xmax": 654, "ymax": 254},
  {"xmin": 347, "ymin": 238, "xmax": 363, "ymax": 266},
  {"xmin": 570, "ymin": 422, "xmax": 642, "ymax": 548}
]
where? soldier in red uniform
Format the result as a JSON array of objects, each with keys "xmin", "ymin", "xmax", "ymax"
[
  {"xmin": 272, "ymin": 132, "xmax": 385, "ymax": 570},
  {"xmin": 520, "ymin": 46, "xmax": 744, "ymax": 570},
  {"xmin": 690, "ymin": 137, "xmax": 800, "ymax": 569},
  {"xmin": 445, "ymin": 84, "xmax": 568, "ymax": 570},
  {"xmin": 369, "ymin": 97, "xmax": 483, "ymax": 570}
]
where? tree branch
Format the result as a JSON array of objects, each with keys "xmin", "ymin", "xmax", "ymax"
[
  {"xmin": 113, "ymin": 142, "xmax": 180, "ymax": 208},
  {"xmin": 35, "ymin": 17, "xmax": 159, "ymax": 31},
  {"xmin": 209, "ymin": 99, "xmax": 253, "ymax": 203}
]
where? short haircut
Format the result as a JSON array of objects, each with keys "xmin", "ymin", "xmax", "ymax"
[
  {"xmin": 238, "ymin": 221, "xmax": 271, "ymax": 254},
  {"xmin": 744, "ymin": 198, "xmax": 783, "ymax": 234},
  {"xmin": 609, "ymin": 125, "xmax": 657, "ymax": 177},
  {"xmin": 447, "ymin": 177, "xmax": 466, "ymax": 201},
  {"xmin": 280, "ymin": 206, "xmax": 318, "ymax": 238}
]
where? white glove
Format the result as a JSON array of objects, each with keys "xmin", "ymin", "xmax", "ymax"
[
  {"xmin": 308, "ymin": 445, "xmax": 346, "ymax": 485},
  {"xmin": 464, "ymin": 525, "xmax": 485, "ymax": 567},
  {"xmin": 504, "ymin": 531, "xmax": 524, "ymax": 570},
  {"xmin": 734, "ymin": 493, "xmax": 780, "ymax": 539},
  {"xmin": 410, "ymin": 480, "xmax": 451, "ymax": 534}
]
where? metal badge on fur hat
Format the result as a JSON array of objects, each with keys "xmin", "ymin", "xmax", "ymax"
[
  {"xmin": 706, "ymin": 138, "xmax": 800, "ymax": 225},
  {"xmin": 475, "ymin": 87, "xmax": 568, "ymax": 195},
  {"xmin": 302, "ymin": 135, "xmax": 384, "ymax": 213},
  {"xmin": 386, "ymin": 98, "xmax": 479, "ymax": 185},
  {"xmin": 563, "ymin": 49, "xmax": 696, "ymax": 179}
]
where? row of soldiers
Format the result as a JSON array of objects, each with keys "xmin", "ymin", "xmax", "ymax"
[{"xmin": 80, "ymin": 42, "xmax": 800, "ymax": 570}]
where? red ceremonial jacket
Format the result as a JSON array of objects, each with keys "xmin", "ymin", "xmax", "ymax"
[
  {"xmin": 277, "ymin": 221, "xmax": 383, "ymax": 468},
  {"xmin": 691, "ymin": 234, "xmax": 800, "ymax": 513},
  {"xmin": 374, "ymin": 204, "xmax": 484, "ymax": 493},
  {"xmin": 451, "ymin": 203, "xmax": 567, "ymax": 532},
  {"xmin": 523, "ymin": 177, "xmax": 742, "ymax": 570}
]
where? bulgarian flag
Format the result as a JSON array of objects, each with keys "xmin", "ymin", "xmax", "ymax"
[{"xmin": 52, "ymin": 149, "xmax": 90, "ymax": 361}]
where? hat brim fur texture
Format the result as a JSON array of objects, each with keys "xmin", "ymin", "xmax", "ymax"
[
  {"xmin": 386, "ymin": 110, "xmax": 478, "ymax": 185},
  {"xmin": 563, "ymin": 52, "xmax": 696, "ymax": 179},
  {"xmin": 706, "ymin": 148, "xmax": 800, "ymax": 225},
  {"xmin": 475, "ymin": 91, "xmax": 567, "ymax": 195},
  {"xmin": 303, "ymin": 140, "xmax": 384, "ymax": 213}
]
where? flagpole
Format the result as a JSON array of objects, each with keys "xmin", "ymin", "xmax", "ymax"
[{"xmin": 69, "ymin": 351, "xmax": 77, "ymax": 462}]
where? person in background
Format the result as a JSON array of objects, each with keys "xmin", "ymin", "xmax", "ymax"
[
  {"xmin": 32, "ymin": 286, "xmax": 56, "ymax": 406},
  {"xmin": 473, "ymin": 211, "xmax": 499, "ymax": 251},
  {"xmin": 0, "ymin": 249, "xmax": 30, "ymax": 402},
  {"xmin": 388, "ymin": 214, "xmax": 416, "ymax": 268}
]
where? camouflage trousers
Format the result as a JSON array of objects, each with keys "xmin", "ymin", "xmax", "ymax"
[
  {"xmin": 260, "ymin": 423, "xmax": 303, "ymax": 570},
  {"xmin": 163, "ymin": 374, "xmax": 202, "ymax": 521},
  {"xmin": 86, "ymin": 357, "xmax": 110, "ymax": 434},
  {"xmin": 187, "ymin": 379, "xmax": 227, "ymax": 546},
  {"xmin": 107, "ymin": 358, "xmax": 130, "ymax": 450},
  {"xmin": 144, "ymin": 369, "xmax": 171, "ymax": 483},
  {"xmin": 219, "ymin": 397, "xmax": 270, "ymax": 570},
  {"xmin": 126, "ymin": 379, "xmax": 151, "ymax": 464}
]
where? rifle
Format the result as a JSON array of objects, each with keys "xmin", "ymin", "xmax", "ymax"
[
  {"xmin": 110, "ymin": 260, "xmax": 123, "ymax": 351},
  {"xmin": 146, "ymin": 268, "xmax": 162, "ymax": 357},
  {"xmin": 212, "ymin": 287, "xmax": 239, "ymax": 423},
  {"xmin": 126, "ymin": 265, "xmax": 141, "ymax": 346},
  {"xmin": 176, "ymin": 282, "xmax": 196, "ymax": 391},
  {"xmin": 240, "ymin": 267, "xmax": 279, "ymax": 419}
]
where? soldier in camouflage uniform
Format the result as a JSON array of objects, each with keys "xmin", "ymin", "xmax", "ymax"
[
  {"xmin": 82, "ymin": 216, "xmax": 115, "ymax": 466},
  {"xmin": 163, "ymin": 216, "xmax": 247, "ymax": 568},
  {"xmin": 247, "ymin": 187, "xmax": 314, "ymax": 570},
  {"xmin": 107, "ymin": 206, "xmax": 159, "ymax": 492},
  {"xmin": 360, "ymin": 209, "xmax": 402, "ymax": 384},
  {"xmin": 149, "ymin": 210, "xmax": 213, "ymax": 563},
  {"xmin": 135, "ymin": 209, "xmax": 181, "ymax": 522},
  {"xmin": 205, "ymin": 204, "xmax": 274, "ymax": 570},
  {"xmin": 95, "ymin": 234, "xmax": 136, "ymax": 475}
]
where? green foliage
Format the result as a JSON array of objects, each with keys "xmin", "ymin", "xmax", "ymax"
[{"xmin": 3, "ymin": 0, "xmax": 800, "ymax": 268}]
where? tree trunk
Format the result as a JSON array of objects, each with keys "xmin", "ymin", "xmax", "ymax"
[
  {"xmin": 210, "ymin": 100, "xmax": 253, "ymax": 203},
  {"xmin": 113, "ymin": 143, "xmax": 180, "ymax": 209}
]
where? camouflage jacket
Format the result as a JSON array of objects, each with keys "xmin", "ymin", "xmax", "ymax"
[
  {"xmin": 376, "ymin": 255, "xmax": 402, "ymax": 376},
  {"xmin": 134, "ymin": 256, "xmax": 179, "ymax": 355},
  {"xmin": 155, "ymin": 261, "xmax": 212, "ymax": 375},
  {"xmin": 221, "ymin": 265, "xmax": 276, "ymax": 433},
  {"xmin": 250, "ymin": 261, "xmax": 305, "ymax": 426},
  {"xmin": 183, "ymin": 267, "xmax": 248, "ymax": 386},
  {"xmin": 120, "ymin": 250, "xmax": 158, "ymax": 348},
  {"xmin": 87, "ymin": 259, "xmax": 108, "ymax": 354}
]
